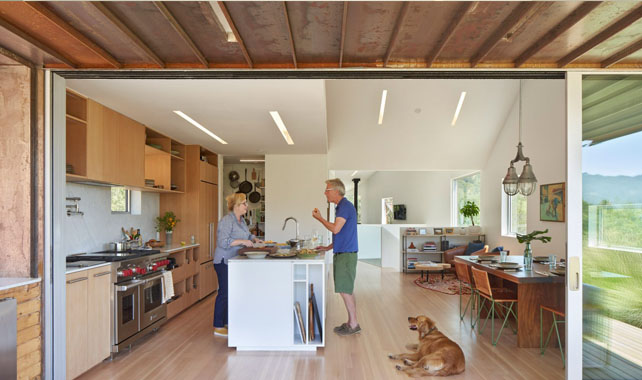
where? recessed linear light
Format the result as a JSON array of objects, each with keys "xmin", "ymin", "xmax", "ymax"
[
  {"xmin": 378, "ymin": 90, "xmax": 388, "ymax": 125},
  {"xmin": 240, "ymin": 159, "xmax": 265, "ymax": 163},
  {"xmin": 173, "ymin": 111, "xmax": 228, "ymax": 145},
  {"xmin": 451, "ymin": 91, "xmax": 467, "ymax": 127},
  {"xmin": 209, "ymin": 1, "xmax": 237, "ymax": 42},
  {"xmin": 269, "ymin": 111, "xmax": 294, "ymax": 145},
  {"xmin": 351, "ymin": 170, "xmax": 358, "ymax": 177}
]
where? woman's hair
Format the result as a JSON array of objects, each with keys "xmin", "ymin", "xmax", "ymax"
[
  {"xmin": 325, "ymin": 178, "xmax": 345, "ymax": 196},
  {"xmin": 226, "ymin": 193, "xmax": 247, "ymax": 211}
]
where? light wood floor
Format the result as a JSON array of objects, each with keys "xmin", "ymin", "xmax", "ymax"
[{"xmin": 78, "ymin": 262, "xmax": 565, "ymax": 380}]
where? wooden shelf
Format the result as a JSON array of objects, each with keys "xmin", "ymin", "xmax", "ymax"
[
  {"xmin": 171, "ymin": 154, "xmax": 184, "ymax": 161},
  {"xmin": 405, "ymin": 251, "xmax": 443, "ymax": 254},
  {"xmin": 66, "ymin": 114, "xmax": 86, "ymax": 124},
  {"xmin": 145, "ymin": 144, "xmax": 170, "ymax": 156},
  {"xmin": 66, "ymin": 173, "xmax": 88, "ymax": 181},
  {"xmin": 142, "ymin": 186, "xmax": 184, "ymax": 194}
]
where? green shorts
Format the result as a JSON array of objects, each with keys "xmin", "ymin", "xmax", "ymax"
[{"xmin": 333, "ymin": 252, "xmax": 358, "ymax": 294}]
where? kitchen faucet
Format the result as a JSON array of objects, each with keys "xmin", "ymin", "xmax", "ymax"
[{"xmin": 282, "ymin": 217, "xmax": 299, "ymax": 239}]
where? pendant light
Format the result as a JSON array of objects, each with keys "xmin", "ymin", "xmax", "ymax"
[{"xmin": 503, "ymin": 80, "xmax": 537, "ymax": 196}]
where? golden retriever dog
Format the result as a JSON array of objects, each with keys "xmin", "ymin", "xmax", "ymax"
[{"xmin": 388, "ymin": 315, "xmax": 465, "ymax": 377}]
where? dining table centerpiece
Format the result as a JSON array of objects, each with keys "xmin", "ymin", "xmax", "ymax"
[
  {"xmin": 156, "ymin": 211, "xmax": 180, "ymax": 246},
  {"xmin": 516, "ymin": 229, "xmax": 551, "ymax": 271}
]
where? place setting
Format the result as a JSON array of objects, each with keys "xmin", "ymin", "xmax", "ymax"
[{"xmin": 490, "ymin": 262, "xmax": 523, "ymax": 272}]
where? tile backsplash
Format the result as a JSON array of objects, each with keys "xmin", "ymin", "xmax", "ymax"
[{"xmin": 64, "ymin": 183, "xmax": 159, "ymax": 256}]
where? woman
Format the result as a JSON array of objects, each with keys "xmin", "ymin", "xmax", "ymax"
[{"xmin": 212, "ymin": 193, "xmax": 262, "ymax": 337}]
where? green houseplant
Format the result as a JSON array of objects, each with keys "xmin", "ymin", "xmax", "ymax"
[
  {"xmin": 156, "ymin": 211, "xmax": 180, "ymax": 246},
  {"xmin": 516, "ymin": 229, "xmax": 551, "ymax": 270},
  {"xmin": 459, "ymin": 201, "xmax": 480, "ymax": 233}
]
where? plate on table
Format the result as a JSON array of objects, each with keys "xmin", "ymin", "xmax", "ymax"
[
  {"xmin": 533, "ymin": 256, "xmax": 549, "ymax": 262},
  {"xmin": 495, "ymin": 262, "xmax": 521, "ymax": 269},
  {"xmin": 477, "ymin": 255, "xmax": 497, "ymax": 260},
  {"xmin": 550, "ymin": 267, "xmax": 566, "ymax": 276},
  {"xmin": 244, "ymin": 251, "xmax": 267, "ymax": 259},
  {"xmin": 269, "ymin": 250, "xmax": 297, "ymax": 258}
]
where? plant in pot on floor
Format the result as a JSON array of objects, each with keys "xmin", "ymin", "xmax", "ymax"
[
  {"xmin": 516, "ymin": 229, "xmax": 551, "ymax": 271},
  {"xmin": 156, "ymin": 211, "xmax": 180, "ymax": 247},
  {"xmin": 459, "ymin": 201, "xmax": 480, "ymax": 234}
]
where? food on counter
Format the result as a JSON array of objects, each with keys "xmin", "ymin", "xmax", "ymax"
[
  {"xmin": 145, "ymin": 239, "xmax": 164, "ymax": 248},
  {"xmin": 180, "ymin": 241, "xmax": 186, "ymax": 246}
]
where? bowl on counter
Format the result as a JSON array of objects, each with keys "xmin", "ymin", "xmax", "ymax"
[
  {"xmin": 296, "ymin": 248, "xmax": 318, "ymax": 259},
  {"xmin": 245, "ymin": 251, "xmax": 268, "ymax": 259}
]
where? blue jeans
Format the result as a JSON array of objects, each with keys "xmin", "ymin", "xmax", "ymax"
[{"xmin": 213, "ymin": 261, "xmax": 228, "ymax": 328}]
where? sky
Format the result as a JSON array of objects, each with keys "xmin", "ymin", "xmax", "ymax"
[{"xmin": 582, "ymin": 129, "xmax": 642, "ymax": 177}]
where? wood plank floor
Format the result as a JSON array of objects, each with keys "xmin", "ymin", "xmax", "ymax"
[{"xmin": 78, "ymin": 261, "xmax": 565, "ymax": 380}]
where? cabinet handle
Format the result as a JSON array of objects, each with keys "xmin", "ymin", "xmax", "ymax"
[
  {"xmin": 94, "ymin": 271, "xmax": 111, "ymax": 278},
  {"xmin": 67, "ymin": 277, "xmax": 88, "ymax": 284}
]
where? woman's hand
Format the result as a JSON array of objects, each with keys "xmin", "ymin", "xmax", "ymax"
[
  {"xmin": 312, "ymin": 208, "xmax": 322, "ymax": 220},
  {"xmin": 241, "ymin": 240, "xmax": 254, "ymax": 247},
  {"xmin": 253, "ymin": 238, "xmax": 264, "ymax": 244}
]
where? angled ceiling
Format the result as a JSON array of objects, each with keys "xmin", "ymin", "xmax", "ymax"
[{"xmin": 1, "ymin": 1, "xmax": 642, "ymax": 70}]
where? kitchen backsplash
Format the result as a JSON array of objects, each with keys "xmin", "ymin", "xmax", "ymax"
[{"xmin": 64, "ymin": 183, "xmax": 159, "ymax": 256}]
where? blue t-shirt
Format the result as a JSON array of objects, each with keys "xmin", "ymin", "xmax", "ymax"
[{"xmin": 333, "ymin": 197, "xmax": 358, "ymax": 253}]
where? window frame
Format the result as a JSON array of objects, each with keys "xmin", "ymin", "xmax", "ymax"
[
  {"xmin": 110, "ymin": 186, "xmax": 131, "ymax": 214},
  {"xmin": 501, "ymin": 185, "xmax": 527, "ymax": 237},
  {"xmin": 451, "ymin": 171, "xmax": 481, "ymax": 227}
]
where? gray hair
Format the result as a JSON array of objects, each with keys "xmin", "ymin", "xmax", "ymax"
[{"xmin": 325, "ymin": 179, "xmax": 345, "ymax": 196}]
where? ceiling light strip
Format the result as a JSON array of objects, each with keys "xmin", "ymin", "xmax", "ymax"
[
  {"xmin": 240, "ymin": 159, "xmax": 265, "ymax": 163},
  {"xmin": 378, "ymin": 90, "xmax": 387, "ymax": 125},
  {"xmin": 173, "ymin": 111, "xmax": 228, "ymax": 144},
  {"xmin": 451, "ymin": 91, "xmax": 467, "ymax": 126},
  {"xmin": 269, "ymin": 111, "xmax": 294, "ymax": 145},
  {"xmin": 351, "ymin": 170, "xmax": 358, "ymax": 177}
]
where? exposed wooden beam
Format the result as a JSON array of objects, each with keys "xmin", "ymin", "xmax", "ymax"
[
  {"xmin": 218, "ymin": 1, "xmax": 253, "ymax": 68},
  {"xmin": 425, "ymin": 2, "xmax": 475, "ymax": 67},
  {"xmin": 558, "ymin": 4, "xmax": 642, "ymax": 67},
  {"xmin": 601, "ymin": 37, "xmax": 642, "ymax": 68},
  {"xmin": 0, "ymin": 44, "xmax": 34, "ymax": 68},
  {"xmin": 153, "ymin": 1, "xmax": 208, "ymax": 68},
  {"xmin": 282, "ymin": 2, "xmax": 297, "ymax": 69},
  {"xmin": 339, "ymin": 1, "xmax": 348, "ymax": 68},
  {"xmin": 515, "ymin": 2, "xmax": 601, "ymax": 67},
  {"xmin": 91, "ymin": 1, "xmax": 165, "ymax": 68},
  {"xmin": 470, "ymin": 2, "xmax": 537, "ymax": 68},
  {"xmin": 383, "ymin": 2, "xmax": 410, "ymax": 67},
  {"xmin": 0, "ymin": 16, "xmax": 76, "ymax": 68},
  {"xmin": 25, "ymin": 2, "xmax": 121, "ymax": 68}
]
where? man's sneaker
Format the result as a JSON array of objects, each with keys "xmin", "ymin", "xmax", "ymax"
[
  {"xmin": 333, "ymin": 323, "xmax": 348, "ymax": 333},
  {"xmin": 336, "ymin": 324, "xmax": 361, "ymax": 336},
  {"xmin": 214, "ymin": 327, "xmax": 228, "ymax": 337}
]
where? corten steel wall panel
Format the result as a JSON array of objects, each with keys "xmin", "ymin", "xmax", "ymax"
[
  {"xmin": 285, "ymin": 2, "xmax": 343, "ymax": 64},
  {"xmin": 45, "ymin": 1, "xmax": 151, "ymax": 64},
  {"xmin": 105, "ymin": 1, "xmax": 202, "ymax": 64},
  {"xmin": 225, "ymin": 1, "xmax": 293, "ymax": 65},
  {"xmin": 0, "ymin": 66, "xmax": 31, "ymax": 277},
  {"xmin": 342, "ymin": 2, "xmax": 403, "ymax": 64},
  {"xmin": 484, "ymin": 2, "xmax": 580, "ymax": 63},
  {"xmin": 164, "ymin": 2, "xmax": 246, "ymax": 65},
  {"xmin": 0, "ymin": 2, "xmax": 108, "ymax": 67},
  {"xmin": 388, "ymin": 2, "xmax": 460, "ymax": 61},
  {"xmin": 532, "ymin": 2, "xmax": 640, "ymax": 62},
  {"xmin": 438, "ymin": 2, "xmax": 517, "ymax": 62}
]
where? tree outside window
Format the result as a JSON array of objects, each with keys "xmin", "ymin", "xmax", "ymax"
[{"xmin": 453, "ymin": 172, "xmax": 481, "ymax": 226}]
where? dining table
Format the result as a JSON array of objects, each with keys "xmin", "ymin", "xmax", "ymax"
[{"xmin": 455, "ymin": 255, "xmax": 565, "ymax": 348}]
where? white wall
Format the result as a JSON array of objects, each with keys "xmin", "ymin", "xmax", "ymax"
[
  {"xmin": 361, "ymin": 170, "xmax": 472, "ymax": 225},
  {"xmin": 357, "ymin": 225, "xmax": 382, "ymax": 259},
  {"xmin": 265, "ymin": 154, "xmax": 329, "ymax": 243},
  {"xmin": 481, "ymin": 80, "xmax": 566, "ymax": 258},
  {"xmin": 63, "ymin": 183, "xmax": 159, "ymax": 255}
]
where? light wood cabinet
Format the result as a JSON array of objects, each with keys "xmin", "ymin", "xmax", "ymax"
[
  {"xmin": 200, "ymin": 161, "xmax": 218, "ymax": 184},
  {"xmin": 86, "ymin": 99, "xmax": 104, "ymax": 180},
  {"xmin": 66, "ymin": 267, "xmax": 112, "ymax": 379},
  {"xmin": 199, "ymin": 261, "xmax": 218, "ymax": 299}
]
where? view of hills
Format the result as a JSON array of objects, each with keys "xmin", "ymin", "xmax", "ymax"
[{"xmin": 583, "ymin": 173, "xmax": 642, "ymax": 204}]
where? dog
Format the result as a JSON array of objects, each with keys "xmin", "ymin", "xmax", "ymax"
[{"xmin": 388, "ymin": 315, "xmax": 465, "ymax": 377}]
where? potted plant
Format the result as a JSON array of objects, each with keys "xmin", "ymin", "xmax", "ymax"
[
  {"xmin": 459, "ymin": 201, "xmax": 481, "ymax": 234},
  {"xmin": 156, "ymin": 211, "xmax": 180, "ymax": 246},
  {"xmin": 516, "ymin": 229, "xmax": 551, "ymax": 270}
]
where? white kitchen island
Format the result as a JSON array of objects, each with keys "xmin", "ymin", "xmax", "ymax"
[{"xmin": 228, "ymin": 254, "xmax": 328, "ymax": 351}]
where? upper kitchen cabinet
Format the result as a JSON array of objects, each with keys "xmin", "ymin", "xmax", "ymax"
[
  {"xmin": 144, "ymin": 128, "xmax": 186, "ymax": 193},
  {"xmin": 194, "ymin": 147, "xmax": 218, "ymax": 185},
  {"xmin": 65, "ymin": 90, "xmax": 88, "ymax": 179}
]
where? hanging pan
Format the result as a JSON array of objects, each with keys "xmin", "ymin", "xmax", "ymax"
[
  {"xmin": 238, "ymin": 169, "xmax": 253, "ymax": 194},
  {"xmin": 249, "ymin": 182, "xmax": 261, "ymax": 203}
]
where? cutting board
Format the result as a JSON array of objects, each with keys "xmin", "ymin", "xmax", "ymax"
[{"xmin": 238, "ymin": 246, "xmax": 278, "ymax": 255}]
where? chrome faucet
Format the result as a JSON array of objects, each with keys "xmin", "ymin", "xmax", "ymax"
[{"xmin": 282, "ymin": 217, "xmax": 299, "ymax": 239}]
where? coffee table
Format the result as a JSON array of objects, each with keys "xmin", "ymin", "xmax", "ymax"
[{"xmin": 415, "ymin": 263, "xmax": 451, "ymax": 281}]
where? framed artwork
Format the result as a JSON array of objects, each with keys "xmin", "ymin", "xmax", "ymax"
[
  {"xmin": 540, "ymin": 182, "xmax": 565, "ymax": 222},
  {"xmin": 419, "ymin": 228, "xmax": 427, "ymax": 235},
  {"xmin": 433, "ymin": 228, "xmax": 443, "ymax": 235},
  {"xmin": 444, "ymin": 227, "xmax": 455, "ymax": 235}
]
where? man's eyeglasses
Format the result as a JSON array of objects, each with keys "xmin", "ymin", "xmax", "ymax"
[{"xmin": 324, "ymin": 188, "xmax": 334, "ymax": 193}]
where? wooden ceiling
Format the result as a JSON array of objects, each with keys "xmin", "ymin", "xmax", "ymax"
[{"xmin": 1, "ymin": 1, "xmax": 642, "ymax": 70}]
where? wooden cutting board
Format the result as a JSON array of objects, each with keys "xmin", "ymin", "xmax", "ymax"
[{"xmin": 238, "ymin": 246, "xmax": 278, "ymax": 255}]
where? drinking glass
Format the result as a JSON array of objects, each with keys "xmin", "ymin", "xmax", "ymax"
[
  {"xmin": 500, "ymin": 251, "xmax": 508, "ymax": 262},
  {"xmin": 549, "ymin": 255, "xmax": 556, "ymax": 269}
]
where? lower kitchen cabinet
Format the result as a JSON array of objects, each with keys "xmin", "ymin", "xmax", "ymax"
[
  {"xmin": 66, "ymin": 266, "xmax": 111, "ymax": 379},
  {"xmin": 199, "ymin": 261, "xmax": 218, "ymax": 299}
]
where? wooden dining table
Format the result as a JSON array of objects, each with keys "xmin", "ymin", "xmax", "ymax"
[{"xmin": 455, "ymin": 255, "xmax": 565, "ymax": 348}]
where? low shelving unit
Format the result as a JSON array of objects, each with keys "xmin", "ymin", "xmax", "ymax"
[{"xmin": 402, "ymin": 230, "xmax": 485, "ymax": 273}]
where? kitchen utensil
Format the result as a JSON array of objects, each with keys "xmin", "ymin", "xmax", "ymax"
[
  {"xmin": 252, "ymin": 168, "xmax": 256, "ymax": 180},
  {"xmin": 248, "ymin": 183, "xmax": 261, "ymax": 203},
  {"xmin": 110, "ymin": 241, "xmax": 128, "ymax": 251},
  {"xmin": 254, "ymin": 173, "xmax": 261, "ymax": 189},
  {"xmin": 288, "ymin": 239, "xmax": 305, "ymax": 250},
  {"xmin": 230, "ymin": 179, "xmax": 239, "ymax": 188},
  {"xmin": 228, "ymin": 170, "xmax": 240, "ymax": 182},
  {"xmin": 238, "ymin": 169, "xmax": 252, "ymax": 194},
  {"xmin": 245, "ymin": 251, "xmax": 267, "ymax": 259}
]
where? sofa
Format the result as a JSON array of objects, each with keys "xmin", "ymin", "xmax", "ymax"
[{"xmin": 443, "ymin": 244, "xmax": 489, "ymax": 274}]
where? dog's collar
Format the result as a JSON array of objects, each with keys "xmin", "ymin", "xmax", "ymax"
[{"xmin": 421, "ymin": 327, "xmax": 437, "ymax": 338}]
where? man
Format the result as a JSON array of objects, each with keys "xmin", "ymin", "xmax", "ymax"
[{"xmin": 313, "ymin": 178, "xmax": 360, "ymax": 336}]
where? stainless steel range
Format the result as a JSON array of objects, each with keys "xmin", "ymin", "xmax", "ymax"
[{"xmin": 68, "ymin": 249, "xmax": 170, "ymax": 353}]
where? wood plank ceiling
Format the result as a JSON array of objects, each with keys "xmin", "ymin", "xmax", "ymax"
[{"xmin": 1, "ymin": 1, "xmax": 642, "ymax": 70}]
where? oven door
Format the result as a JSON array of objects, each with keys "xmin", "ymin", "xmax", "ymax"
[
  {"xmin": 115, "ymin": 280, "xmax": 142, "ymax": 344},
  {"xmin": 140, "ymin": 273, "xmax": 166, "ymax": 330}
]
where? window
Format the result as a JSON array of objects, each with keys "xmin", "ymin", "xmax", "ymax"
[
  {"xmin": 111, "ymin": 187, "xmax": 130, "ymax": 213},
  {"xmin": 382, "ymin": 197, "xmax": 393, "ymax": 224},
  {"xmin": 452, "ymin": 172, "xmax": 481, "ymax": 226},
  {"xmin": 502, "ymin": 188, "xmax": 527, "ymax": 236}
]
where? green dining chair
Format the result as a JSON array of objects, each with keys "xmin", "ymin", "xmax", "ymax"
[
  {"xmin": 540, "ymin": 305, "xmax": 565, "ymax": 368},
  {"xmin": 471, "ymin": 267, "xmax": 518, "ymax": 346},
  {"xmin": 454, "ymin": 261, "xmax": 477, "ymax": 327}
]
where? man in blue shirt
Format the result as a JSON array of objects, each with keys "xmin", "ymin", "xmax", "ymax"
[{"xmin": 313, "ymin": 178, "xmax": 360, "ymax": 336}]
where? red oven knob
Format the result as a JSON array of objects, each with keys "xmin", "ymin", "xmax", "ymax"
[{"xmin": 140, "ymin": 268, "xmax": 147, "ymax": 275}]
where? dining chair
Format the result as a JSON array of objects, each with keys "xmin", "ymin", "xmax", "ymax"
[
  {"xmin": 454, "ymin": 261, "xmax": 476, "ymax": 327},
  {"xmin": 540, "ymin": 305, "xmax": 566, "ymax": 368},
  {"xmin": 471, "ymin": 267, "xmax": 518, "ymax": 346}
]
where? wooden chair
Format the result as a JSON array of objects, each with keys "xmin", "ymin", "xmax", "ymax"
[
  {"xmin": 454, "ymin": 261, "xmax": 476, "ymax": 326},
  {"xmin": 471, "ymin": 267, "xmax": 518, "ymax": 346},
  {"xmin": 540, "ymin": 305, "xmax": 565, "ymax": 368}
]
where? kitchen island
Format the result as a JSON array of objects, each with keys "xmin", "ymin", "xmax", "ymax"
[{"xmin": 228, "ymin": 253, "xmax": 329, "ymax": 351}]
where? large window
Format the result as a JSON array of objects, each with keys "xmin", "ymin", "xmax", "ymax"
[
  {"xmin": 502, "ymin": 188, "xmax": 527, "ymax": 236},
  {"xmin": 452, "ymin": 172, "xmax": 481, "ymax": 226}
]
